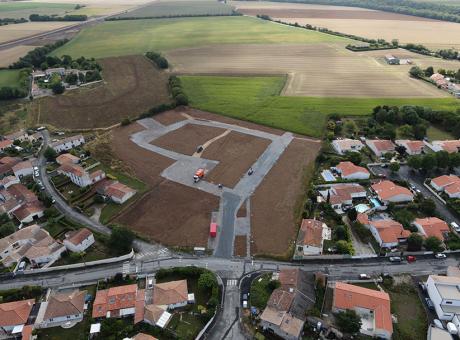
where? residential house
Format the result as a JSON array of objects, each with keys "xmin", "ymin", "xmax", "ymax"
[
  {"xmin": 365, "ymin": 139, "xmax": 396, "ymax": 157},
  {"xmin": 153, "ymin": 280, "xmax": 189, "ymax": 310},
  {"xmin": 0, "ymin": 175, "xmax": 19, "ymax": 189},
  {"xmin": 0, "ymin": 299, "xmax": 35, "ymax": 336},
  {"xmin": 445, "ymin": 182, "xmax": 460, "ymax": 199},
  {"xmin": 371, "ymin": 180, "xmax": 414, "ymax": 204},
  {"xmin": 0, "ymin": 224, "xmax": 65, "ymax": 267},
  {"xmin": 92, "ymin": 284, "xmax": 144, "ymax": 320},
  {"xmin": 63, "ymin": 228, "xmax": 94, "ymax": 253},
  {"xmin": 4, "ymin": 129, "xmax": 29, "ymax": 142},
  {"xmin": 13, "ymin": 201, "xmax": 45, "ymax": 223},
  {"xmin": 58, "ymin": 163, "xmax": 105, "ymax": 187},
  {"xmin": 131, "ymin": 333, "xmax": 158, "ymax": 340},
  {"xmin": 0, "ymin": 139, "xmax": 12, "ymax": 152},
  {"xmin": 426, "ymin": 275, "xmax": 460, "ymax": 321},
  {"xmin": 430, "ymin": 175, "xmax": 460, "ymax": 198},
  {"xmin": 295, "ymin": 219, "xmax": 331, "ymax": 257},
  {"xmin": 332, "ymin": 282, "xmax": 392, "ymax": 339},
  {"xmin": 368, "ymin": 219, "xmax": 410, "ymax": 248},
  {"xmin": 50, "ymin": 135, "xmax": 85, "ymax": 153},
  {"xmin": 320, "ymin": 183, "xmax": 367, "ymax": 210},
  {"xmin": 12, "ymin": 160, "xmax": 34, "ymax": 178},
  {"xmin": 56, "ymin": 153, "xmax": 80, "ymax": 165},
  {"xmin": 413, "ymin": 217, "xmax": 450, "ymax": 241},
  {"xmin": 395, "ymin": 139, "xmax": 425, "ymax": 155},
  {"xmin": 357, "ymin": 212, "xmax": 370, "ymax": 226},
  {"xmin": 143, "ymin": 304, "xmax": 172, "ymax": 329},
  {"xmin": 37, "ymin": 289, "xmax": 86, "ymax": 328},
  {"xmin": 335, "ymin": 161, "xmax": 370, "ymax": 180},
  {"xmin": 331, "ymin": 139, "xmax": 364, "ymax": 155},
  {"xmin": 97, "ymin": 180, "xmax": 137, "ymax": 204},
  {"xmin": 0, "ymin": 156, "xmax": 20, "ymax": 178},
  {"xmin": 425, "ymin": 140, "xmax": 460, "ymax": 154}
]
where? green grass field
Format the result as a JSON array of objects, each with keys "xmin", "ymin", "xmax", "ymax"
[
  {"xmin": 0, "ymin": 2, "xmax": 75, "ymax": 19},
  {"xmin": 180, "ymin": 75, "xmax": 460, "ymax": 137},
  {"xmin": 115, "ymin": 0, "xmax": 235, "ymax": 18},
  {"xmin": 51, "ymin": 16, "xmax": 349, "ymax": 58},
  {"xmin": 0, "ymin": 69, "xmax": 23, "ymax": 88}
]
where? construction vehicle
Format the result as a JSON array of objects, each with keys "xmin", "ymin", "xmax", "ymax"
[{"xmin": 193, "ymin": 168, "xmax": 205, "ymax": 183}]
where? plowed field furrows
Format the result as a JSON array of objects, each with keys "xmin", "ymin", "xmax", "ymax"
[
  {"xmin": 231, "ymin": 1, "xmax": 460, "ymax": 49},
  {"xmin": 37, "ymin": 55, "xmax": 171, "ymax": 129},
  {"xmin": 251, "ymin": 138, "xmax": 321, "ymax": 257},
  {"xmin": 201, "ymin": 131, "xmax": 271, "ymax": 188},
  {"xmin": 151, "ymin": 124, "xmax": 225, "ymax": 156},
  {"xmin": 168, "ymin": 44, "xmax": 448, "ymax": 98}
]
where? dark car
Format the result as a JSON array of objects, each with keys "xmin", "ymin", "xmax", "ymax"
[{"xmin": 425, "ymin": 298, "xmax": 435, "ymax": 310}]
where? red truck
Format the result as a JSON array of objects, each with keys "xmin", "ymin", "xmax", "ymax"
[{"xmin": 210, "ymin": 222, "xmax": 217, "ymax": 238}]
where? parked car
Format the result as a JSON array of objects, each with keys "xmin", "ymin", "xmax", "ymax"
[
  {"xmin": 359, "ymin": 274, "xmax": 371, "ymax": 280},
  {"xmin": 407, "ymin": 255, "xmax": 417, "ymax": 263},
  {"xmin": 419, "ymin": 282, "xmax": 427, "ymax": 292},
  {"xmin": 425, "ymin": 298, "xmax": 435, "ymax": 310},
  {"xmin": 451, "ymin": 222, "xmax": 460, "ymax": 233},
  {"xmin": 435, "ymin": 253, "xmax": 447, "ymax": 259},
  {"xmin": 389, "ymin": 256, "xmax": 402, "ymax": 263},
  {"xmin": 433, "ymin": 319, "xmax": 444, "ymax": 329},
  {"xmin": 17, "ymin": 261, "xmax": 26, "ymax": 272}
]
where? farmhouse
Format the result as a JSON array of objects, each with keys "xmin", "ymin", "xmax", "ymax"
[
  {"xmin": 368, "ymin": 219, "xmax": 410, "ymax": 248},
  {"xmin": 332, "ymin": 282, "xmax": 392, "ymax": 339},
  {"xmin": 335, "ymin": 161, "xmax": 370, "ymax": 180},
  {"xmin": 385, "ymin": 54, "xmax": 399, "ymax": 65},
  {"xmin": 413, "ymin": 217, "xmax": 450, "ymax": 241},
  {"xmin": 50, "ymin": 135, "xmax": 85, "ymax": 152},
  {"xmin": 153, "ymin": 280, "xmax": 189, "ymax": 310},
  {"xmin": 56, "ymin": 153, "xmax": 80, "ymax": 165},
  {"xmin": 320, "ymin": 183, "xmax": 367, "ymax": 210},
  {"xmin": 295, "ymin": 219, "xmax": 331, "ymax": 256},
  {"xmin": 425, "ymin": 140, "xmax": 460, "ymax": 154},
  {"xmin": 395, "ymin": 139, "xmax": 425, "ymax": 155},
  {"xmin": 36, "ymin": 289, "xmax": 86, "ymax": 328},
  {"xmin": 365, "ymin": 139, "xmax": 395, "ymax": 157},
  {"xmin": 371, "ymin": 180, "xmax": 413, "ymax": 204},
  {"xmin": 0, "ymin": 139, "xmax": 13, "ymax": 152},
  {"xmin": 93, "ymin": 284, "xmax": 144, "ymax": 320},
  {"xmin": 12, "ymin": 160, "xmax": 34, "ymax": 179},
  {"xmin": 331, "ymin": 139, "xmax": 364, "ymax": 155},
  {"xmin": 97, "ymin": 180, "xmax": 137, "ymax": 204},
  {"xmin": 426, "ymin": 275, "xmax": 460, "ymax": 321},
  {"xmin": 63, "ymin": 228, "xmax": 94, "ymax": 253},
  {"xmin": 57, "ymin": 163, "xmax": 105, "ymax": 187},
  {"xmin": 0, "ymin": 299, "xmax": 35, "ymax": 336}
]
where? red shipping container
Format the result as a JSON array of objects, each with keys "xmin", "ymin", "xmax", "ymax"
[{"xmin": 210, "ymin": 223, "xmax": 217, "ymax": 238}]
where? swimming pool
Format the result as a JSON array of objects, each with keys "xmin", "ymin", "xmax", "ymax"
[
  {"xmin": 355, "ymin": 204, "xmax": 371, "ymax": 213},
  {"xmin": 321, "ymin": 170, "xmax": 336, "ymax": 182},
  {"xmin": 370, "ymin": 197, "xmax": 382, "ymax": 208}
]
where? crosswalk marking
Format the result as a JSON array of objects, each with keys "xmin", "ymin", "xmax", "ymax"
[{"xmin": 227, "ymin": 279, "xmax": 237, "ymax": 286}]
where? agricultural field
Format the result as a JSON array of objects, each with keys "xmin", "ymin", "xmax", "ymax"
[
  {"xmin": 0, "ymin": 21, "xmax": 74, "ymax": 44},
  {"xmin": 0, "ymin": 45, "xmax": 36, "ymax": 68},
  {"xmin": 0, "ymin": 69, "xmax": 23, "ymax": 88},
  {"xmin": 168, "ymin": 44, "xmax": 450, "ymax": 98},
  {"xmin": 114, "ymin": 0, "xmax": 236, "ymax": 18},
  {"xmin": 180, "ymin": 75, "xmax": 459, "ymax": 137},
  {"xmin": 33, "ymin": 55, "xmax": 171, "ymax": 129},
  {"xmin": 0, "ymin": 2, "xmax": 76, "ymax": 19},
  {"xmin": 231, "ymin": 0, "xmax": 460, "ymax": 49},
  {"xmin": 50, "ymin": 16, "xmax": 349, "ymax": 58}
]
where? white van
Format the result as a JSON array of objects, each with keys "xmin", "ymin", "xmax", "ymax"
[
  {"xmin": 147, "ymin": 278, "xmax": 153, "ymax": 289},
  {"xmin": 451, "ymin": 222, "xmax": 460, "ymax": 232},
  {"xmin": 18, "ymin": 261, "xmax": 26, "ymax": 271}
]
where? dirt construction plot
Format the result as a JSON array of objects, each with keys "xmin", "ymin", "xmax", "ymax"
[
  {"xmin": 251, "ymin": 138, "xmax": 320, "ymax": 257},
  {"xmin": 234, "ymin": 235, "xmax": 247, "ymax": 257},
  {"xmin": 36, "ymin": 55, "xmax": 171, "ymax": 129},
  {"xmin": 152, "ymin": 109, "xmax": 187, "ymax": 126},
  {"xmin": 201, "ymin": 131, "xmax": 271, "ymax": 188},
  {"xmin": 116, "ymin": 180, "xmax": 219, "ymax": 247},
  {"xmin": 167, "ymin": 44, "xmax": 448, "ymax": 98},
  {"xmin": 151, "ymin": 124, "xmax": 226, "ymax": 156}
]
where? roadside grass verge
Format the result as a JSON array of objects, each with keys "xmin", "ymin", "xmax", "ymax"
[{"xmin": 180, "ymin": 75, "xmax": 459, "ymax": 137}]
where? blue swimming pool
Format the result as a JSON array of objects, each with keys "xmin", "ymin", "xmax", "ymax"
[{"xmin": 370, "ymin": 197, "xmax": 382, "ymax": 208}]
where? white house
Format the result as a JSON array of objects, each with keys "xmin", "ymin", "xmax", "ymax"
[
  {"xmin": 431, "ymin": 175, "xmax": 460, "ymax": 192},
  {"xmin": 295, "ymin": 219, "xmax": 331, "ymax": 256},
  {"xmin": 395, "ymin": 140, "xmax": 425, "ymax": 155},
  {"xmin": 365, "ymin": 139, "xmax": 395, "ymax": 157},
  {"xmin": 12, "ymin": 201, "xmax": 45, "ymax": 223},
  {"xmin": 12, "ymin": 160, "xmax": 34, "ymax": 179},
  {"xmin": 0, "ymin": 175, "xmax": 19, "ymax": 189},
  {"xmin": 63, "ymin": 228, "xmax": 94, "ymax": 253},
  {"xmin": 426, "ymin": 275, "xmax": 460, "ymax": 321},
  {"xmin": 335, "ymin": 161, "xmax": 370, "ymax": 180},
  {"xmin": 371, "ymin": 180, "xmax": 413, "ymax": 204},
  {"xmin": 97, "ymin": 180, "xmax": 137, "ymax": 204},
  {"xmin": 153, "ymin": 280, "xmax": 189, "ymax": 310},
  {"xmin": 321, "ymin": 183, "xmax": 367, "ymax": 210},
  {"xmin": 36, "ymin": 289, "xmax": 86, "ymax": 328},
  {"xmin": 413, "ymin": 217, "xmax": 450, "ymax": 241},
  {"xmin": 50, "ymin": 135, "xmax": 85, "ymax": 152},
  {"xmin": 425, "ymin": 140, "xmax": 460, "ymax": 154},
  {"xmin": 368, "ymin": 219, "xmax": 410, "ymax": 249},
  {"xmin": 331, "ymin": 139, "xmax": 364, "ymax": 155},
  {"xmin": 57, "ymin": 163, "xmax": 105, "ymax": 188}
]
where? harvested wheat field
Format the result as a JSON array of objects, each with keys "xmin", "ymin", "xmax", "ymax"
[
  {"xmin": 231, "ymin": 1, "xmax": 460, "ymax": 49},
  {"xmin": 201, "ymin": 131, "xmax": 271, "ymax": 188},
  {"xmin": 36, "ymin": 55, "xmax": 171, "ymax": 129},
  {"xmin": 168, "ymin": 44, "xmax": 448, "ymax": 97},
  {"xmin": 0, "ymin": 45, "xmax": 36, "ymax": 68},
  {"xmin": 116, "ymin": 180, "xmax": 219, "ymax": 247},
  {"xmin": 0, "ymin": 22, "xmax": 74, "ymax": 44},
  {"xmin": 151, "ymin": 124, "xmax": 226, "ymax": 156},
  {"xmin": 251, "ymin": 138, "xmax": 321, "ymax": 257}
]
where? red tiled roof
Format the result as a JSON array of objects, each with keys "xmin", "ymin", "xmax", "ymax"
[
  {"xmin": 92, "ymin": 284, "xmax": 137, "ymax": 318},
  {"xmin": 431, "ymin": 175, "xmax": 460, "ymax": 189},
  {"xmin": 445, "ymin": 182, "xmax": 460, "ymax": 195},
  {"xmin": 370, "ymin": 219, "xmax": 410, "ymax": 244},
  {"xmin": 12, "ymin": 160, "xmax": 33, "ymax": 172},
  {"xmin": 104, "ymin": 182, "xmax": 136, "ymax": 200},
  {"xmin": 65, "ymin": 228, "xmax": 93, "ymax": 246},
  {"xmin": 267, "ymin": 288, "xmax": 294, "ymax": 312},
  {"xmin": 0, "ymin": 299, "xmax": 35, "ymax": 327},
  {"xmin": 132, "ymin": 333, "xmax": 158, "ymax": 340},
  {"xmin": 58, "ymin": 163, "xmax": 85, "ymax": 177},
  {"xmin": 371, "ymin": 180, "xmax": 413, "ymax": 201},
  {"xmin": 56, "ymin": 153, "xmax": 80, "ymax": 165},
  {"xmin": 12, "ymin": 201, "xmax": 44, "ymax": 221},
  {"xmin": 415, "ymin": 217, "xmax": 450, "ymax": 240},
  {"xmin": 368, "ymin": 139, "xmax": 395, "ymax": 152},
  {"xmin": 336, "ymin": 161, "xmax": 369, "ymax": 177},
  {"xmin": 299, "ymin": 219, "xmax": 326, "ymax": 248},
  {"xmin": 153, "ymin": 280, "xmax": 188, "ymax": 306},
  {"xmin": 357, "ymin": 213, "xmax": 370, "ymax": 226},
  {"xmin": 0, "ymin": 140, "xmax": 13, "ymax": 149},
  {"xmin": 134, "ymin": 289, "xmax": 145, "ymax": 324},
  {"xmin": 7, "ymin": 183, "xmax": 37, "ymax": 203},
  {"xmin": 334, "ymin": 282, "xmax": 392, "ymax": 335},
  {"xmin": 279, "ymin": 268, "xmax": 299, "ymax": 289},
  {"xmin": 396, "ymin": 140, "xmax": 425, "ymax": 153}
]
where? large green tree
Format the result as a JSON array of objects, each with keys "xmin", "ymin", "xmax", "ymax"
[
  {"xmin": 407, "ymin": 233, "xmax": 423, "ymax": 251},
  {"xmin": 109, "ymin": 226, "xmax": 135, "ymax": 255},
  {"xmin": 335, "ymin": 309, "xmax": 362, "ymax": 334}
]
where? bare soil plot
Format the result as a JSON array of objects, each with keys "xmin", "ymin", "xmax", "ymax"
[
  {"xmin": 116, "ymin": 180, "xmax": 219, "ymax": 247},
  {"xmin": 234, "ymin": 235, "xmax": 247, "ymax": 257},
  {"xmin": 167, "ymin": 44, "xmax": 448, "ymax": 97},
  {"xmin": 0, "ymin": 45, "xmax": 36, "ymax": 68},
  {"xmin": 201, "ymin": 131, "xmax": 271, "ymax": 188},
  {"xmin": 151, "ymin": 124, "xmax": 226, "ymax": 156},
  {"xmin": 251, "ymin": 138, "xmax": 320, "ymax": 257},
  {"xmin": 37, "ymin": 55, "xmax": 171, "ymax": 129},
  {"xmin": 0, "ymin": 21, "xmax": 74, "ymax": 44},
  {"xmin": 152, "ymin": 110, "xmax": 187, "ymax": 126}
]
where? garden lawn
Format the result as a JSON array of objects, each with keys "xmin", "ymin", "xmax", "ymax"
[
  {"xmin": 427, "ymin": 125, "xmax": 455, "ymax": 140},
  {"xmin": 250, "ymin": 273, "xmax": 276, "ymax": 309},
  {"xmin": 0, "ymin": 69, "xmax": 22, "ymax": 88},
  {"xmin": 180, "ymin": 75, "xmax": 459, "ymax": 137},
  {"xmin": 51, "ymin": 16, "xmax": 349, "ymax": 58}
]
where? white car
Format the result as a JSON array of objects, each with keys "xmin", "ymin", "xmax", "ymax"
[
  {"xmin": 434, "ymin": 253, "xmax": 447, "ymax": 259},
  {"xmin": 359, "ymin": 274, "xmax": 371, "ymax": 280}
]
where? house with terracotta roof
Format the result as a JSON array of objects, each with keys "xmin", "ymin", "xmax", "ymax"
[
  {"xmin": 365, "ymin": 139, "xmax": 396, "ymax": 157},
  {"xmin": 0, "ymin": 299, "xmax": 35, "ymax": 335},
  {"xmin": 36, "ymin": 289, "xmax": 86, "ymax": 328},
  {"xmin": 131, "ymin": 333, "xmax": 158, "ymax": 340},
  {"xmin": 97, "ymin": 180, "xmax": 137, "ymax": 204},
  {"xmin": 56, "ymin": 153, "xmax": 80, "ymax": 165},
  {"xmin": 395, "ymin": 139, "xmax": 425, "ymax": 155},
  {"xmin": 0, "ymin": 156, "xmax": 21, "ymax": 178},
  {"xmin": 445, "ymin": 182, "xmax": 460, "ymax": 199},
  {"xmin": 50, "ymin": 135, "xmax": 85, "ymax": 152},
  {"xmin": 368, "ymin": 219, "xmax": 410, "ymax": 248},
  {"xmin": 13, "ymin": 201, "xmax": 45, "ymax": 223},
  {"xmin": 57, "ymin": 163, "xmax": 105, "ymax": 187},
  {"xmin": 295, "ymin": 219, "xmax": 331, "ymax": 257},
  {"xmin": 371, "ymin": 180, "xmax": 413, "ymax": 204},
  {"xmin": 430, "ymin": 175, "xmax": 460, "ymax": 198},
  {"xmin": 143, "ymin": 304, "xmax": 172, "ymax": 329},
  {"xmin": 153, "ymin": 279, "xmax": 189, "ymax": 310},
  {"xmin": 426, "ymin": 275, "xmax": 460, "ymax": 321},
  {"xmin": 93, "ymin": 284, "xmax": 143, "ymax": 319},
  {"xmin": 413, "ymin": 217, "xmax": 450, "ymax": 241},
  {"xmin": 63, "ymin": 228, "xmax": 94, "ymax": 253},
  {"xmin": 425, "ymin": 140, "xmax": 460, "ymax": 154},
  {"xmin": 12, "ymin": 160, "xmax": 33, "ymax": 179},
  {"xmin": 333, "ymin": 282, "xmax": 393, "ymax": 339},
  {"xmin": 357, "ymin": 213, "xmax": 370, "ymax": 226},
  {"xmin": 320, "ymin": 183, "xmax": 367, "ymax": 211},
  {"xmin": 0, "ymin": 175, "xmax": 19, "ymax": 189},
  {"xmin": 331, "ymin": 139, "xmax": 364, "ymax": 155},
  {"xmin": 335, "ymin": 161, "xmax": 370, "ymax": 180},
  {"xmin": 0, "ymin": 139, "xmax": 13, "ymax": 152},
  {"xmin": 4, "ymin": 129, "xmax": 29, "ymax": 143}
]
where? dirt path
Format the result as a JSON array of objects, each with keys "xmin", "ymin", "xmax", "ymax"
[{"xmin": 193, "ymin": 129, "xmax": 231, "ymax": 157}]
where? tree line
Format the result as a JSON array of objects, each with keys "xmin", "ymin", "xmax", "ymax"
[
  {"xmin": 410, "ymin": 65, "xmax": 460, "ymax": 83},
  {"xmin": 0, "ymin": 69, "xmax": 30, "ymax": 100},
  {"xmin": 145, "ymin": 51, "xmax": 168, "ymax": 69},
  {"xmin": 0, "ymin": 18, "xmax": 27, "ymax": 26},
  {"xmin": 9, "ymin": 39, "xmax": 68, "ymax": 69},
  {"xmin": 107, "ymin": 11, "xmax": 242, "ymax": 21},
  {"xmin": 29, "ymin": 14, "xmax": 87, "ymax": 21}
]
